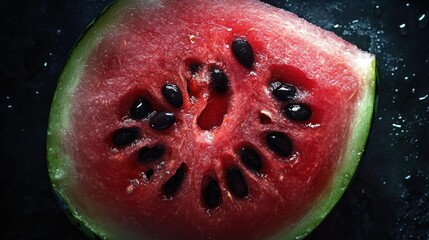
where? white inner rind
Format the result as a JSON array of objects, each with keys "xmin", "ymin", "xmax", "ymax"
[{"xmin": 47, "ymin": 0, "xmax": 377, "ymax": 239}]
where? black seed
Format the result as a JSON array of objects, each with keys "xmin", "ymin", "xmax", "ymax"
[
  {"xmin": 238, "ymin": 146, "xmax": 263, "ymax": 172},
  {"xmin": 270, "ymin": 82, "xmax": 297, "ymax": 102},
  {"xmin": 202, "ymin": 176, "xmax": 221, "ymax": 209},
  {"xmin": 163, "ymin": 163, "xmax": 187, "ymax": 197},
  {"xmin": 149, "ymin": 112, "xmax": 175, "ymax": 130},
  {"xmin": 284, "ymin": 104, "xmax": 312, "ymax": 121},
  {"xmin": 112, "ymin": 127, "xmax": 139, "ymax": 147},
  {"xmin": 265, "ymin": 131, "xmax": 293, "ymax": 157},
  {"xmin": 232, "ymin": 38, "xmax": 255, "ymax": 69},
  {"xmin": 210, "ymin": 68, "xmax": 229, "ymax": 94},
  {"xmin": 225, "ymin": 167, "xmax": 249, "ymax": 198},
  {"xmin": 190, "ymin": 63, "xmax": 202, "ymax": 75},
  {"xmin": 130, "ymin": 98, "xmax": 153, "ymax": 119},
  {"xmin": 145, "ymin": 169, "xmax": 154, "ymax": 180},
  {"xmin": 138, "ymin": 144, "xmax": 165, "ymax": 163},
  {"xmin": 162, "ymin": 83, "xmax": 183, "ymax": 108}
]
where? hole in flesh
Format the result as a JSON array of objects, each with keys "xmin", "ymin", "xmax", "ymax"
[
  {"xmin": 197, "ymin": 93, "xmax": 229, "ymax": 130},
  {"xmin": 197, "ymin": 67, "xmax": 230, "ymax": 130}
]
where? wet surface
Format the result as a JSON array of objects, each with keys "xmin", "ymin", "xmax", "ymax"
[{"xmin": 0, "ymin": 0, "xmax": 428, "ymax": 239}]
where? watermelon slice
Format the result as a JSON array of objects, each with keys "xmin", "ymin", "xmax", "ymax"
[{"xmin": 47, "ymin": 0, "xmax": 376, "ymax": 239}]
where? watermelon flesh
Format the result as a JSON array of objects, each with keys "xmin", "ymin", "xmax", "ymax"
[{"xmin": 47, "ymin": 0, "xmax": 376, "ymax": 239}]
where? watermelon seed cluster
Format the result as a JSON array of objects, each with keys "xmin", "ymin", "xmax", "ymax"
[
  {"xmin": 269, "ymin": 81, "xmax": 312, "ymax": 121},
  {"xmin": 110, "ymin": 37, "xmax": 313, "ymax": 210},
  {"xmin": 111, "ymin": 90, "xmax": 188, "ymax": 196}
]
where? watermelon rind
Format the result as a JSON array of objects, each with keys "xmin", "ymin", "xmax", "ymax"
[
  {"xmin": 47, "ymin": 0, "xmax": 377, "ymax": 239},
  {"xmin": 47, "ymin": 1, "xmax": 131, "ymax": 239}
]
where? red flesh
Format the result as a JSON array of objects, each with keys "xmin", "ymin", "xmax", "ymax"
[
  {"xmin": 197, "ymin": 93, "xmax": 229, "ymax": 130},
  {"xmin": 66, "ymin": 0, "xmax": 361, "ymax": 239}
]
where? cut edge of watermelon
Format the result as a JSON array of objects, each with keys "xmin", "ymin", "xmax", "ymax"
[
  {"xmin": 46, "ymin": 0, "xmax": 377, "ymax": 239},
  {"xmin": 268, "ymin": 58, "xmax": 377, "ymax": 240},
  {"xmin": 47, "ymin": 0, "xmax": 128, "ymax": 238}
]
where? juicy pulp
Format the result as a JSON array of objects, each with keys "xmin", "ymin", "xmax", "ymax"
[{"xmin": 47, "ymin": 0, "xmax": 376, "ymax": 239}]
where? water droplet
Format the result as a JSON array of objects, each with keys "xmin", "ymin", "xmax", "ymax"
[
  {"xmin": 417, "ymin": 13, "xmax": 428, "ymax": 29},
  {"xmin": 399, "ymin": 23, "xmax": 408, "ymax": 35},
  {"xmin": 7, "ymin": 105, "xmax": 12, "ymax": 109},
  {"xmin": 419, "ymin": 94, "xmax": 428, "ymax": 101},
  {"xmin": 375, "ymin": 5, "xmax": 382, "ymax": 16},
  {"xmin": 189, "ymin": 35, "xmax": 196, "ymax": 44},
  {"xmin": 55, "ymin": 28, "xmax": 63, "ymax": 36}
]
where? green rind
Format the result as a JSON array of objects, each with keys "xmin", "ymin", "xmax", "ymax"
[
  {"xmin": 47, "ymin": 1, "xmax": 128, "ymax": 239},
  {"xmin": 47, "ymin": 0, "xmax": 377, "ymax": 239},
  {"xmin": 269, "ymin": 59, "xmax": 377, "ymax": 240}
]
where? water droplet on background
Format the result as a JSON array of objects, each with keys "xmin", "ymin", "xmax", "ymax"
[
  {"xmin": 55, "ymin": 28, "xmax": 63, "ymax": 36},
  {"xmin": 399, "ymin": 23, "xmax": 408, "ymax": 35},
  {"xmin": 417, "ymin": 12, "xmax": 428, "ymax": 29},
  {"xmin": 375, "ymin": 5, "xmax": 382, "ymax": 17}
]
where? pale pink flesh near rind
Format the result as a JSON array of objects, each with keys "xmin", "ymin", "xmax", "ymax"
[{"xmin": 47, "ymin": 0, "xmax": 376, "ymax": 239}]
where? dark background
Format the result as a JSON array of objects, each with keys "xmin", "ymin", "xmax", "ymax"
[{"xmin": 1, "ymin": 0, "xmax": 428, "ymax": 239}]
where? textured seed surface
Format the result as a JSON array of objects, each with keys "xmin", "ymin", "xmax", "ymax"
[
  {"xmin": 284, "ymin": 104, "xmax": 312, "ymax": 121},
  {"xmin": 225, "ymin": 167, "xmax": 249, "ymax": 198},
  {"xmin": 238, "ymin": 146, "xmax": 263, "ymax": 172},
  {"xmin": 163, "ymin": 163, "xmax": 187, "ymax": 197},
  {"xmin": 130, "ymin": 98, "xmax": 152, "ymax": 119},
  {"xmin": 138, "ymin": 144, "xmax": 165, "ymax": 163},
  {"xmin": 210, "ymin": 68, "xmax": 229, "ymax": 94},
  {"xmin": 232, "ymin": 38, "xmax": 254, "ymax": 69},
  {"xmin": 149, "ymin": 112, "xmax": 175, "ymax": 130},
  {"xmin": 202, "ymin": 177, "xmax": 221, "ymax": 209},
  {"xmin": 265, "ymin": 132, "xmax": 293, "ymax": 157},
  {"xmin": 270, "ymin": 82, "xmax": 297, "ymax": 102},
  {"xmin": 112, "ymin": 127, "xmax": 139, "ymax": 147},
  {"xmin": 162, "ymin": 83, "xmax": 183, "ymax": 108}
]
